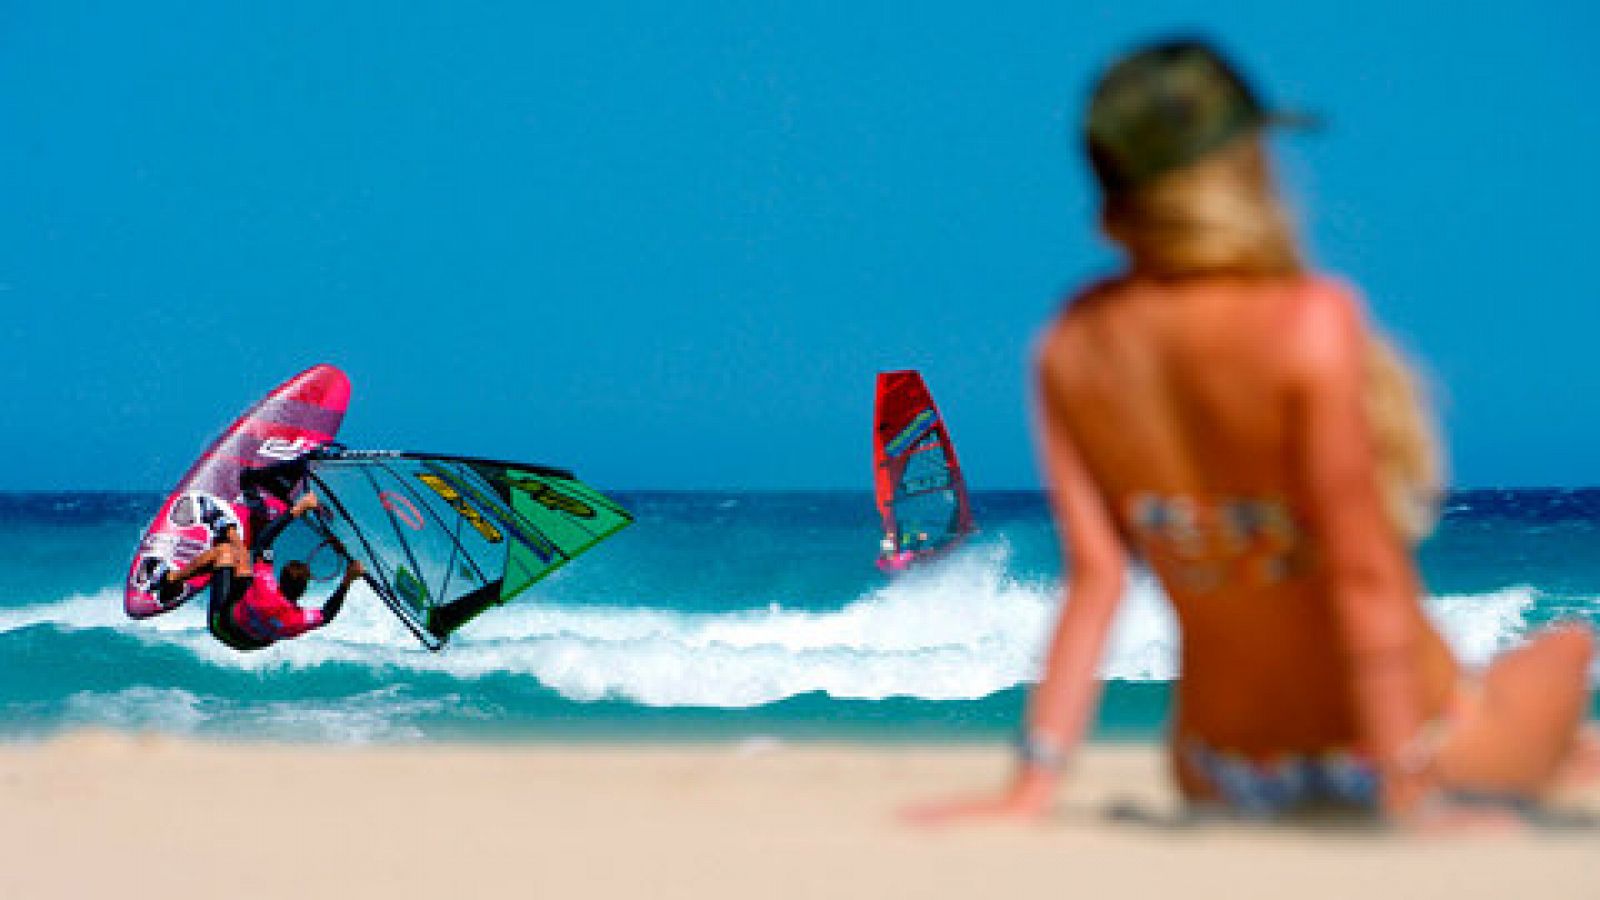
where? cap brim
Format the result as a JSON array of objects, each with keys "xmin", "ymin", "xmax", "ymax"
[{"xmin": 1264, "ymin": 109, "xmax": 1322, "ymax": 131}]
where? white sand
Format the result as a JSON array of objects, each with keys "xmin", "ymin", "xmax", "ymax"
[{"xmin": 0, "ymin": 733, "xmax": 1595, "ymax": 899}]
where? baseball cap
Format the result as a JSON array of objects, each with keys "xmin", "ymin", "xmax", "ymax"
[{"xmin": 1086, "ymin": 38, "xmax": 1314, "ymax": 191}]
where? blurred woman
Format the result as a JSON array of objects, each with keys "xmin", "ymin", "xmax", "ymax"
[{"xmin": 921, "ymin": 39, "xmax": 1594, "ymax": 821}]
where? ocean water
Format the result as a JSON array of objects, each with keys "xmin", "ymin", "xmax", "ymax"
[{"xmin": 0, "ymin": 490, "xmax": 1596, "ymax": 743}]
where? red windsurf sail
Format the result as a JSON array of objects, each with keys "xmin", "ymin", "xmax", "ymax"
[{"xmin": 873, "ymin": 370, "xmax": 974, "ymax": 570}]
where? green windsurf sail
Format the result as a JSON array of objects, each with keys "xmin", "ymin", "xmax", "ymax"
[{"xmin": 304, "ymin": 449, "xmax": 632, "ymax": 650}]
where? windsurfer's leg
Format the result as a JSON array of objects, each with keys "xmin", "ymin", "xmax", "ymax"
[
  {"xmin": 222, "ymin": 526, "xmax": 251, "ymax": 577},
  {"xmin": 206, "ymin": 564, "xmax": 236, "ymax": 643},
  {"xmin": 167, "ymin": 533, "xmax": 249, "ymax": 582},
  {"xmin": 165, "ymin": 544, "xmax": 231, "ymax": 584},
  {"xmin": 205, "ymin": 555, "xmax": 264, "ymax": 652}
]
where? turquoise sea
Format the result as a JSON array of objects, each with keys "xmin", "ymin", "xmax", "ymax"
[{"xmin": 1, "ymin": 490, "xmax": 1596, "ymax": 742}]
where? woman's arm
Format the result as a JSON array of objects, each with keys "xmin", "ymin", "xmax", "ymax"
[
  {"xmin": 907, "ymin": 336, "xmax": 1127, "ymax": 822},
  {"xmin": 1011, "ymin": 355, "xmax": 1129, "ymax": 798},
  {"xmin": 1289, "ymin": 286, "xmax": 1431, "ymax": 816}
]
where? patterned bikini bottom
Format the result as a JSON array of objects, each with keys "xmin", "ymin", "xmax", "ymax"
[{"xmin": 1183, "ymin": 740, "xmax": 1380, "ymax": 816}]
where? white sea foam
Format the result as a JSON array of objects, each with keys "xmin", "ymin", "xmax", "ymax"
[
  {"xmin": 1427, "ymin": 586, "xmax": 1538, "ymax": 668},
  {"xmin": 0, "ymin": 587, "xmax": 135, "ymax": 634},
  {"xmin": 1, "ymin": 546, "xmax": 1579, "ymax": 708},
  {"xmin": 242, "ymin": 687, "xmax": 487, "ymax": 742},
  {"xmin": 59, "ymin": 685, "xmax": 477, "ymax": 742},
  {"xmin": 63, "ymin": 686, "xmax": 210, "ymax": 732}
]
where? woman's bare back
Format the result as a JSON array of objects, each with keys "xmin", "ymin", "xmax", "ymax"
[{"xmin": 1040, "ymin": 274, "xmax": 1448, "ymax": 755}]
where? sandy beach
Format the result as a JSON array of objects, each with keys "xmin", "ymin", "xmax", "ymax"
[{"xmin": 0, "ymin": 733, "xmax": 1594, "ymax": 899}]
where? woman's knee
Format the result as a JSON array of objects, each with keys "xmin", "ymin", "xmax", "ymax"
[
  {"xmin": 1475, "ymin": 625, "xmax": 1591, "ymax": 731},
  {"xmin": 1532, "ymin": 623, "xmax": 1594, "ymax": 671},
  {"xmin": 1558, "ymin": 622, "xmax": 1593, "ymax": 658}
]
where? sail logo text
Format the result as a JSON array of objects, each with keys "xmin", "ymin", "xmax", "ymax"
[
  {"xmin": 499, "ymin": 476, "xmax": 596, "ymax": 519},
  {"xmin": 417, "ymin": 473, "xmax": 504, "ymax": 543},
  {"xmin": 258, "ymin": 436, "xmax": 317, "ymax": 461}
]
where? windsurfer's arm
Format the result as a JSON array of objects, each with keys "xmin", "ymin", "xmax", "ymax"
[
  {"xmin": 319, "ymin": 560, "xmax": 363, "ymax": 624},
  {"xmin": 907, "ymin": 346, "xmax": 1126, "ymax": 823}
]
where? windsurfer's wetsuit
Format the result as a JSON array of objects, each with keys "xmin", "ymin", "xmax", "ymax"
[
  {"xmin": 217, "ymin": 562, "xmax": 345, "ymax": 649},
  {"xmin": 206, "ymin": 460, "xmax": 349, "ymax": 652}
]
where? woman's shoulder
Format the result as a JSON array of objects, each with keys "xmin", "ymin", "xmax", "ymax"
[
  {"xmin": 1042, "ymin": 270, "xmax": 1372, "ymax": 371},
  {"xmin": 1035, "ymin": 275, "xmax": 1142, "ymax": 387},
  {"xmin": 1056, "ymin": 272, "xmax": 1132, "ymax": 316},
  {"xmin": 1275, "ymin": 273, "xmax": 1373, "ymax": 379},
  {"xmin": 1288, "ymin": 272, "xmax": 1365, "ymax": 312},
  {"xmin": 1040, "ymin": 274, "xmax": 1127, "ymax": 345}
]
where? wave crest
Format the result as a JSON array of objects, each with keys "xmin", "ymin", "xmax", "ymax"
[{"xmin": 0, "ymin": 544, "xmax": 1566, "ymax": 708}]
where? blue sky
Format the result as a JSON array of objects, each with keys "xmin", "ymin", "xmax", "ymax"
[{"xmin": 1, "ymin": 1, "xmax": 1595, "ymax": 489}]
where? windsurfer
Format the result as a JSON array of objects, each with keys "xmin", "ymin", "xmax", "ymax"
[
  {"xmin": 877, "ymin": 531, "xmax": 915, "ymax": 573},
  {"xmin": 149, "ymin": 468, "xmax": 362, "ymax": 651},
  {"xmin": 872, "ymin": 371, "xmax": 976, "ymax": 573}
]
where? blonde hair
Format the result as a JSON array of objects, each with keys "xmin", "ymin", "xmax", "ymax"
[
  {"xmin": 1365, "ymin": 337, "xmax": 1445, "ymax": 541},
  {"xmin": 1100, "ymin": 136, "xmax": 1301, "ymax": 278},
  {"xmin": 1101, "ymin": 132, "xmax": 1445, "ymax": 540}
]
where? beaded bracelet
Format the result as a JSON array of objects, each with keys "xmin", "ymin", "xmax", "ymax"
[{"xmin": 1015, "ymin": 730, "xmax": 1070, "ymax": 771}]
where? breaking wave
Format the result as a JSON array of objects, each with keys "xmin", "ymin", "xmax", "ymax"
[{"xmin": 0, "ymin": 544, "xmax": 1573, "ymax": 710}]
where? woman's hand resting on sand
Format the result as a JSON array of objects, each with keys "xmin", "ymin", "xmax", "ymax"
[{"xmin": 902, "ymin": 768, "xmax": 1057, "ymax": 825}]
